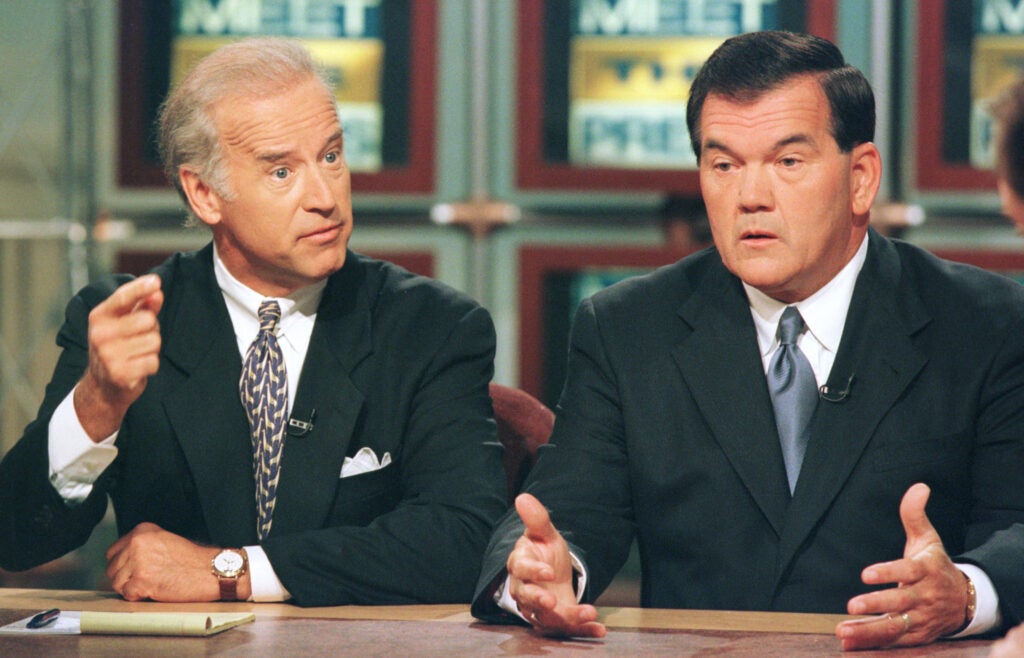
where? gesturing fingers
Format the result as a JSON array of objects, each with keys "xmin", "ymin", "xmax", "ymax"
[
  {"xmin": 103, "ymin": 274, "xmax": 164, "ymax": 316},
  {"xmin": 838, "ymin": 483, "xmax": 973, "ymax": 650},
  {"xmin": 836, "ymin": 610, "xmax": 913, "ymax": 651},
  {"xmin": 509, "ymin": 494, "xmax": 573, "ymax": 587},
  {"xmin": 508, "ymin": 550, "xmax": 556, "ymax": 583},
  {"xmin": 85, "ymin": 275, "xmax": 163, "ymax": 398},
  {"xmin": 516, "ymin": 493, "xmax": 560, "ymax": 543},
  {"xmin": 506, "ymin": 493, "xmax": 606, "ymax": 638},
  {"xmin": 899, "ymin": 483, "xmax": 942, "ymax": 558},
  {"xmin": 530, "ymin": 603, "xmax": 605, "ymax": 639}
]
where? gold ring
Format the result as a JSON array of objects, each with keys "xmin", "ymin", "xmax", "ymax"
[{"xmin": 889, "ymin": 612, "xmax": 911, "ymax": 633}]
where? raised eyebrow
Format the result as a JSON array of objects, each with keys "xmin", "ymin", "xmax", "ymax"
[
  {"xmin": 323, "ymin": 130, "xmax": 344, "ymax": 151},
  {"xmin": 256, "ymin": 149, "xmax": 292, "ymax": 165},
  {"xmin": 254, "ymin": 131, "xmax": 345, "ymax": 164}
]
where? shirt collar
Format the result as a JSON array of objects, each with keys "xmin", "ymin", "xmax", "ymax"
[
  {"xmin": 744, "ymin": 233, "xmax": 869, "ymax": 357},
  {"xmin": 212, "ymin": 244, "xmax": 326, "ymax": 337}
]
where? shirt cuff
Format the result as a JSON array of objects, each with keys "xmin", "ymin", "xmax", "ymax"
[
  {"xmin": 244, "ymin": 545, "xmax": 291, "ymax": 602},
  {"xmin": 948, "ymin": 563, "xmax": 1001, "ymax": 638},
  {"xmin": 493, "ymin": 550, "xmax": 588, "ymax": 619},
  {"xmin": 47, "ymin": 386, "xmax": 118, "ymax": 503}
]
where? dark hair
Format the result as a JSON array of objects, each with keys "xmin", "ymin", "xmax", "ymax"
[
  {"xmin": 686, "ymin": 30, "xmax": 875, "ymax": 160},
  {"xmin": 992, "ymin": 79, "xmax": 1024, "ymax": 199}
]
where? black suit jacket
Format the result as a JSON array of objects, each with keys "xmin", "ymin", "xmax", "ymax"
[
  {"xmin": 473, "ymin": 229, "xmax": 1024, "ymax": 624},
  {"xmin": 0, "ymin": 245, "xmax": 507, "ymax": 606}
]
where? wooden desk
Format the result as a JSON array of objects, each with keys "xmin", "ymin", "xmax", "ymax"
[{"xmin": 0, "ymin": 588, "xmax": 995, "ymax": 656}]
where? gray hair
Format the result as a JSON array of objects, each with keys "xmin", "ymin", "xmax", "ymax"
[{"xmin": 157, "ymin": 37, "xmax": 333, "ymax": 226}]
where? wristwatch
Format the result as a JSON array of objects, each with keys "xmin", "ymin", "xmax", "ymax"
[{"xmin": 211, "ymin": 549, "xmax": 248, "ymax": 601}]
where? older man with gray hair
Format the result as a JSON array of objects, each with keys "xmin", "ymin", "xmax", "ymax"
[{"xmin": 0, "ymin": 37, "xmax": 505, "ymax": 606}]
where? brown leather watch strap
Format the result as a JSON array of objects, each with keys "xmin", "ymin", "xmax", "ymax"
[{"xmin": 219, "ymin": 575, "xmax": 239, "ymax": 601}]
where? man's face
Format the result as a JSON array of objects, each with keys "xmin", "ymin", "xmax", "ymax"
[
  {"xmin": 698, "ymin": 75, "xmax": 877, "ymax": 303},
  {"xmin": 200, "ymin": 76, "xmax": 353, "ymax": 297}
]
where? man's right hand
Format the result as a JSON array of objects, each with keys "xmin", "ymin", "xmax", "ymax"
[
  {"xmin": 74, "ymin": 274, "xmax": 163, "ymax": 441},
  {"xmin": 506, "ymin": 493, "xmax": 606, "ymax": 638}
]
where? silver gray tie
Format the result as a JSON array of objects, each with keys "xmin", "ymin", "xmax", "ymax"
[{"xmin": 767, "ymin": 306, "xmax": 818, "ymax": 493}]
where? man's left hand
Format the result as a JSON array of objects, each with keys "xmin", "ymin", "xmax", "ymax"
[
  {"xmin": 105, "ymin": 522, "xmax": 230, "ymax": 602},
  {"xmin": 835, "ymin": 483, "xmax": 971, "ymax": 650}
]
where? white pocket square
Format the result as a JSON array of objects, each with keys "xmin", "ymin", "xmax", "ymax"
[{"xmin": 340, "ymin": 447, "xmax": 392, "ymax": 478}]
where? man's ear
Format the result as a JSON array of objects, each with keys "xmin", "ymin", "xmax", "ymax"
[
  {"xmin": 849, "ymin": 142, "xmax": 882, "ymax": 217},
  {"xmin": 178, "ymin": 167, "xmax": 222, "ymax": 227}
]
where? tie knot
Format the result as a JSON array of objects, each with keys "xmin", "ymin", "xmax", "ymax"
[
  {"xmin": 257, "ymin": 300, "xmax": 281, "ymax": 334},
  {"xmin": 777, "ymin": 306, "xmax": 805, "ymax": 346}
]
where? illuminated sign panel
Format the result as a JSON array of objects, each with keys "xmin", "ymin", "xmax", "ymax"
[
  {"xmin": 173, "ymin": 0, "xmax": 384, "ymax": 171},
  {"xmin": 568, "ymin": 0, "xmax": 780, "ymax": 169},
  {"xmin": 971, "ymin": 0, "xmax": 1024, "ymax": 169}
]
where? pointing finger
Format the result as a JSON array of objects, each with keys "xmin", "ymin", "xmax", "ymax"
[{"xmin": 105, "ymin": 274, "xmax": 163, "ymax": 316}]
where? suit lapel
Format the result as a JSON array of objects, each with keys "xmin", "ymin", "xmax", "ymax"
[
  {"xmin": 159, "ymin": 247, "xmax": 258, "ymax": 547},
  {"xmin": 268, "ymin": 256, "xmax": 372, "ymax": 537},
  {"xmin": 776, "ymin": 232, "xmax": 929, "ymax": 574},
  {"xmin": 671, "ymin": 262, "xmax": 791, "ymax": 536}
]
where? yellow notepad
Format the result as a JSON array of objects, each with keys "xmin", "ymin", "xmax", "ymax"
[
  {"xmin": 0, "ymin": 610, "xmax": 255, "ymax": 637},
  {"xmin": 79, "ymin": 611, "xmax": 255, "ymax": 636}
]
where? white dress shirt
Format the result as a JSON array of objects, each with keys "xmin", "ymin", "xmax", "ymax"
[
  {"xmin": 46, "ymin": 245, "xmax": 326, "ymax": 602},
  {"xmin": 743, "ymin": 235, "xmax": 867, "ymax": 389}
]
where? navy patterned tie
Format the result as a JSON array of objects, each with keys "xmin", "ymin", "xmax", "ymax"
[
  {"xmin": 767, "ymin": 306, "xmax": 818, "ymax": 494},
  {"xmin": 239, "ymin": 300, "xmax": 288, "ymax": 541}
]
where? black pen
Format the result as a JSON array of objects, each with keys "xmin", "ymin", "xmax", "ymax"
[{"xmin": 26, "ymin": 608, "xmax": 60, "ymax": 629}]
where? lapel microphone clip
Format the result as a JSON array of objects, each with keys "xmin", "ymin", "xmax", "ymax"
[
  {"xmin": 287, "ymin": 408, "xmax": 317, "ymax": 436},
  {"xmin": 819, "ymin": 374, "xmax": 854, "ymax": 403}
]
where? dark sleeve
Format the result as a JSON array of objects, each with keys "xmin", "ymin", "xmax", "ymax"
[
  {"xmin": 0, "ymin": 277, "xmax": 128, "ymax": 570},
  {"xmin": 958, "ymin": 314, "xmax": 1024, "ymax": 627},
  {"xmin": 472, "ymin": 297, "xmax": 635, "ymax": 621},
  {"xmin": 261, "ymin": 304, "xmax": 508, "ymax": 606}
]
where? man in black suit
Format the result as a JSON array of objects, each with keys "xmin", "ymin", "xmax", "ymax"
[
  {"xmin": 472, "ymin": 31, "xmax": 1024, "ymax": 651},
  {"xmin": 0, "ymin": 37, "xmax": 506, "ymax": 606}
]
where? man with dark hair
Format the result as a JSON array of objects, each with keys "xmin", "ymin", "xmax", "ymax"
[
  {"xmin": 472, "ymin": 30, "xmax": 1024, "ymax": 651},
  {"xmin": 0, "ymin": 37, "xmax": 506, "ymax": 606}
]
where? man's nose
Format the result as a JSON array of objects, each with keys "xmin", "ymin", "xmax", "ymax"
[
  {"xmin": 302, "ymin": 167, "xmax": 336, "ymax": 213},
  {"xmin": 738, "ymin": 166, "xmax": 773, "ymax": 212}
]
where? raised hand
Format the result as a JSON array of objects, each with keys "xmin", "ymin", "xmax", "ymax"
[
  {"xmin": 506, "ymin": 493, "xmax": 606, "ymax": 638},
  {"xmin": 75, "ymin": 274, "xmax": 163, "ymax": 440},
  {"xmin": 835, "ymin": 483, "xmax": 972, "ymax": 650}
]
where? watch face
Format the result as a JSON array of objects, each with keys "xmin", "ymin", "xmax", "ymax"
[{"xmin": 214, "ymin": 551, "xmax": 244, "ymax": 576}]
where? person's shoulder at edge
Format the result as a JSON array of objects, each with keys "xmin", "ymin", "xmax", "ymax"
[{"xmin": 885, "ymin": 235, "xmax": 1024, "ymax": 326}]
